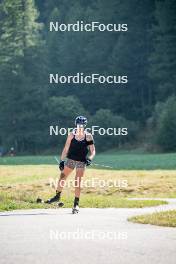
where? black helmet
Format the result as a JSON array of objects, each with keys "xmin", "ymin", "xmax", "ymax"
[{"xmin": 75, "ymin": 116, "xmax": 87, "ymax": 127}]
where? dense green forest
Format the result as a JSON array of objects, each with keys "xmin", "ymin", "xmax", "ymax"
[{"xmin": 0, "ymin": 0, "xmax": 176, "ymax": 154}]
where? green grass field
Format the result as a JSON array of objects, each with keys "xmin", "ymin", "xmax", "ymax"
[
  {"xmin": 0, "ymin": 153, "xmax": 176, "ymax": 212},
  {"xmin": 128, "ymin": 210, "xmax": 176, "ymax": 227},
  {"xmin": 0, "ymin": 193, "xmax": 167, "ymax": 212},
  {"xmin": 0, "ymin": 152, "xmax": 176, "ymax": 169},
  {"xmin": 0, "ymin": 164, "xmax": 175, "ymax": 211}
]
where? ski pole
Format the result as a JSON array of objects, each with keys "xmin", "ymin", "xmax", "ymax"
[
  {"xmin": 54, "ymin": 156, "xmax": 114, "ymax": 169},
  {"xmin": 91, "ymin": 162, "xmax": 114, "ymax": 169},
  {"xmin": 54, "ymin": 156, "xmax": 60, "ymax": 164}
]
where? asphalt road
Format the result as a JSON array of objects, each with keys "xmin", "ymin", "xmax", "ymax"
[{"xmin": 0, "ymin": 199, "xmax": 176, "ymax": 264}]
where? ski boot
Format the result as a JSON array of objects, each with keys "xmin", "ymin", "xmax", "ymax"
[{"xmin": 45, "ymin": 192, "xmax": 60, "ymax": 204}]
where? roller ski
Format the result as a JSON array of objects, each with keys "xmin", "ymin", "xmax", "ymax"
[
  {"xmin": 36, "ymin": 197, "xmax": 64, "ymax": 207},
  {"xmin": 36, "ymin": 191, "xmax": 63, "ymax": 207},
  {"xmin": 72, "ymin": 205, "xmax": 79, "ymax": 214}
]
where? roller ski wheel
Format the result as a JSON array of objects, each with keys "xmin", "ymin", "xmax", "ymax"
[
  {"xmin": 58, "ymin": 202, "xmax": 64, "ymax": 208},
  {"xmin": 36, "ymin": 197, "xmax": 44, "ymax": 203},
  {"xmin": 72, "ymin": 205, "xmax": 79, "ymax": 214}
]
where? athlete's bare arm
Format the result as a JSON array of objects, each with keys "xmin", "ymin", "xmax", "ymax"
[
  {"xmin": 87, "ymin": 134, "xmax": 96, "ymax": 160},
  {"xmin": 60, "ymin": 133, "xmax": 73, "ymax": 160}
]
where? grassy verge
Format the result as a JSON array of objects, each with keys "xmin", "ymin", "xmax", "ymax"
[
  {"xmin": 128, "ymin": 210, "xmax": 176, "ymax": 227},
  {"xmin": 0, "ymin": 165, "xmax": 175, "ymax": 211},
  {"xmin": 0, "ymin": 152, "xmax": 176, "ymax": 169},
  {"xmin": 0, "ymin": 166, "xmax": 175, "ymax": 197},
  {"xmin": 0, "ymin": 192, "xmax": 167, "ymax": 212}
]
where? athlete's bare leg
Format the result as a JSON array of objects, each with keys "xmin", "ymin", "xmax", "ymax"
[
  {"xmin": 56, "ymin": 165, "xmax": 73, "ymax": 193},
  {"xmin": 46, "ymin": 165, "xmax": 73, "ymax": 204},
  {"xmin": 75, "ymin": 167, "xmax": 85, "ymax": 198},
  {"xmin": 72, "ymin": 167, "xmax": 85, "ymax": 213}
]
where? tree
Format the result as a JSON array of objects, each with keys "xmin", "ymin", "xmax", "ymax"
[
  {"xmin": 0, "ymin": 0, "xmax": 46, "ymax": 153},
  {"xmin": 149, "ymin": 0, "xmax": 176, "ymax": 101},
  {"xmin": 44, "ymin": 96, "xmax": 88, "ymax": 150},
  {"xmin": 91, "ymin": 109, "xmax": 138, "ymax": 151},
  {"xmin": 108, "ymin": 0, "xmax": 155, "ymax": 122},
  {"xmin": 155, "ymin": 96, "xmax": 176, "ymax": 151}
]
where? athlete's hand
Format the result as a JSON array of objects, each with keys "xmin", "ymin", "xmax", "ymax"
[
  {"xmin": 85, "ymin": 158, "xmax": 92, "ymax": 166},
  {"xmin": 59, "ymin": 160, "xmax": 65, "ymax": 171}
]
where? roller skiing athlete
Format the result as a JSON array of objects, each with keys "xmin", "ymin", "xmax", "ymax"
[{"xmin": 45, "ymin": 116, "xmax": 96, "ymax": 214}]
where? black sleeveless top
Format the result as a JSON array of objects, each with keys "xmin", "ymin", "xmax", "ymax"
[{"xmin": 67, "ymin": 133, "xmax": 89, "ymax": 162}]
